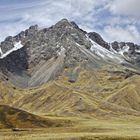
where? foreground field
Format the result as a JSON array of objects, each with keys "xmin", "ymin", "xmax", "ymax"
[{"xmin": 0, "ymin": 116, "xmax": 140, "ymax": 140}]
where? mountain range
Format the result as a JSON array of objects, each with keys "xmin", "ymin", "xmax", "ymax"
[{"xmin": 0, "ymin": 19, "xmax": 140, "ymax": 88}]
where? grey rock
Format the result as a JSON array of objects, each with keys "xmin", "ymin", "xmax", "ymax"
[
  {"xmin": 88, "ymin": 32, "xmax": 110, "ymax": 49},
  {"xmin": 111, "ymin": 41, "xmax": 119, "ymax": 51}
]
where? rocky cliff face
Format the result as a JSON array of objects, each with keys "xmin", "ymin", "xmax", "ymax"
[{"xmin": 0, "ymin": 19, "xmax": 140, "ymax": 88}]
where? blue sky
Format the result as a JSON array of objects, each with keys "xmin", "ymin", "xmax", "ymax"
[{"xmin": 0, "ymin": 0, "xmax": 140, "ymax": 44}]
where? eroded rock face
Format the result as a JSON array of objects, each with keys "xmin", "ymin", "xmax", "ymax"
[
  {"xmin": 88, "ymin": 32, "xmax": 110, "ymax": 49},
  {"xmin": 0, "ymin": 19, "xmax": 90, "ymax": 87},
  {"xmin": 1, "ymin": 38, "xmax": 14, "ymax": 54},
  {"xmin": 0, "ymin": 18, "xmax": 140, "ymax": 88}
]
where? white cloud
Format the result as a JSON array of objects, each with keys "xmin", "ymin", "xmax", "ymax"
[
  {"xmin": 108, "ymin": 0, "xmax": 140, "ymax": 18},
  {"xmin": 0, "ymin": 0, "xmax": 139, "ymax": 44},
  {"xmin": 102, "ymin": 25, "xmax": 140, "ymax": 43}
]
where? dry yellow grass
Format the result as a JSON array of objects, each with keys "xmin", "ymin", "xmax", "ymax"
[
  {"xmin": 0, "ymin": 105, "xmax": 72, "ymax": 129},
  {"xmin": 1, "ymin": 65, "xmax": 140, "ymax": 139},
  {"xmin": 10, "ymin": 66, "xmax": 140, "ymax": 117},
  {"xmin": 0, "ymin": 116, "xmax": 140, "ymax": 140}
]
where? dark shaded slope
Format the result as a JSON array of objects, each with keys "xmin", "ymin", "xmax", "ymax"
[{"xmin": 0, "ymin": 105, "xmax": 71, "ymax": 128}]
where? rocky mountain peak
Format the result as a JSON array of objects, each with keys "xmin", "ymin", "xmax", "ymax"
[
  {"xmin": 55, "ymin": 18, "xmax": 70, "ymax": 26},
  {"xmin": 0, "ymin": 19, "xmax": 140, "ymax": 88}
]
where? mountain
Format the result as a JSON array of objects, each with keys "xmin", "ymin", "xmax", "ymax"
[
  {"xmin": 0, "ymin": 19, "xmax": 140, "ymax": 118},
  {"xmin": 1, "ymin": 18, "xmax": 140, "ymax": 140},
  {"xmin": 0, "ymin": 19, "xmax": 140, "ymax": 88}
]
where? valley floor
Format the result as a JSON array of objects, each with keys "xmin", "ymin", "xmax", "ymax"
[{"xmin": 0, "ymin": 116, "xmax": 140, "ymax": 140}]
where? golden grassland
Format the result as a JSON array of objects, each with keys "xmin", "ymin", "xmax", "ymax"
[
  {"xmin": 0, "ymin": 116, "xmax": 140, "ymax": 140},
  {"xmin": 11, "ymin": 66, "xmax": 140, "ymax": 117},
  {"xmin": 1, "ymin": 65, "xmax": 140, "ymax": 139}
]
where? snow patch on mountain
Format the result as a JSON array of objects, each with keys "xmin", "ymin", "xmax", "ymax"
[
  {"xmin": 0, "ymin": 48, "xmax": 3, "ymax": 55},
  {"xmin": 118, "ymin": 45, "xmax": 129, "ymax": 56},
  {"xmin": 0, "ymin": 41, "xmax": 23, "ymax": 59},
  {"xmin": 109, "ymin": 44, "xmax": 118, "ymax": 53},
  {"xmin": 85, "ymin": 34, "xmax": 123, "ymax": 62}
]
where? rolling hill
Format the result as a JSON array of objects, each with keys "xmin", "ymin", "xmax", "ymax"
[{"xmin": 0, "ymin": 105, "xmax": 72, "ymax": 129}]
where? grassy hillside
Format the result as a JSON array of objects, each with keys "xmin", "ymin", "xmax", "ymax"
[
  {"xmin": 11, "ymin": 65, "xmax": 140, "ymax": 117},
  {"xmin": 0, "ymin": 65, "xmax": 140, "ymax": 139},
  {"xmin": 0, "ymin": 105, "xmax": 72, "ymax": 128}
]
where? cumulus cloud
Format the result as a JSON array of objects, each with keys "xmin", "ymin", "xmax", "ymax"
[
  {"xmin": 102, "ymin": 25, "xmax": 140, "ymax": 43},
  {"xmin": 0, "ymin": 0, "xmax": 140, "ymax": 44}
]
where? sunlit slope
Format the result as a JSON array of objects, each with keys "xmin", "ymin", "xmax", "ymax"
[
  {"xmin": 13, "ymin": 65, "xmax": 140, "ymax": 117},
  {"xmin": 0, "ymin": 79, "xmax": 23, "ymax": 105}
]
